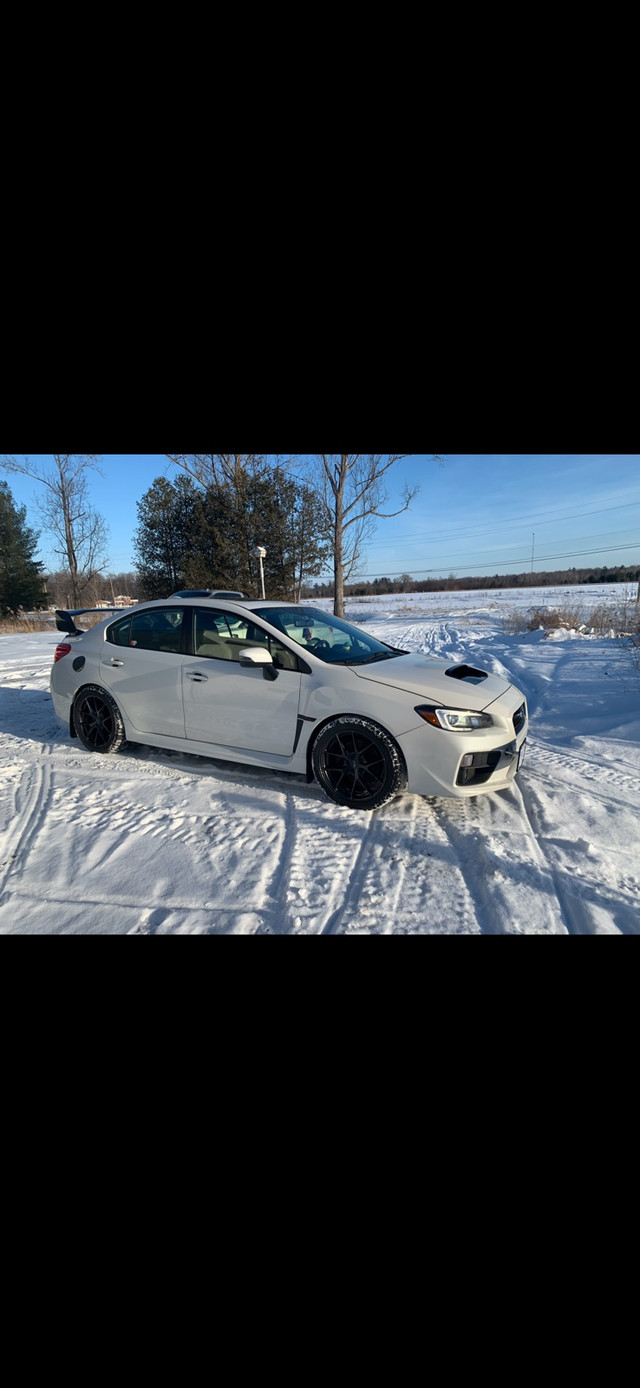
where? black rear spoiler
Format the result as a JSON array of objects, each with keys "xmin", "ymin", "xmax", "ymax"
[{"xmin": 55, "ymin": 607, "xmax": 120, "ymax": 636}]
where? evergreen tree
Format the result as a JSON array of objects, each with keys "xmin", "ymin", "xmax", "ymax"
[
  {"xmin": 162, "ymin": 456, "xmax": 331, "ymax": 600},
  {"xmin": 133, "ymin": 475, "xmax": 200, "ymax": 598},
  {"xmin": 0, "ymin": 482, "xmax": 46, "ymax": 616},
  {"xmin": 183, "ymin": 486, "xmax": 245, "ymax": 591}
]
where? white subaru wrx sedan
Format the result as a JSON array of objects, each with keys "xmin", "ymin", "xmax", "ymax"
[{"xmin": 50, "ymin": 598, "xmax": 528, "ymax": 812}]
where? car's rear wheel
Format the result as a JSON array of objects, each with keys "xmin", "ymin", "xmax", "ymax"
[
  {"xmin": 311, "ymin": 716, "xmax": 407, "ymax": 811},
  {"xmin": 74, "ymin": 685, "xmax": 127, "ymax": 755}
]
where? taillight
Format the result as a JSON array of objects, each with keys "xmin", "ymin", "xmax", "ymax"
[{"xmin": 54, "ymin": 642, "xmax": 72, "ymax": 663}]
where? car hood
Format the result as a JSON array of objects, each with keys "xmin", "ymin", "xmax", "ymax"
[{"xmin": 349, "ymin": 653, "xmax": 512, "ymax": 710}]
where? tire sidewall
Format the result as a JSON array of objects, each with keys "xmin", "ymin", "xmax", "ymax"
[
  {"xmin": 311, "ymin": 715, "xmax": 406, "ymax": 811},
  {"xmin": 73, "ymin": 684, "xmax": 126, "ymax": 755}
]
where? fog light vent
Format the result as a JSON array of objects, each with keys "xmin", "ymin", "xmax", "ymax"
[{"xmin": 456, "ymin": 749, "xmax": 502, "ymax": 787}]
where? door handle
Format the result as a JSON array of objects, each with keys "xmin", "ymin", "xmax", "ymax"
[
  {"xmin": 104, "ymin": 658, "xmax": 124, "ymax": 667},
  {"xmin": 187, "ymin": 673, "xmax": 208, "ymax": 682}
]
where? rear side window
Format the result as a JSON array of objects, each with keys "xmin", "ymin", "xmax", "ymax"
[
  {"xmin": 107, "ymin": 615, "xmax": 132, "ymax": 646},
  {"xmin": 128, "ymin": 608, "xmax": 184, "ymax": 653}
]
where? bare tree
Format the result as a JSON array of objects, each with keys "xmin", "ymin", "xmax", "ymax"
[
  {"xmin": 165, "ymin": 453, "xmax": 283, "ymax": 492},
  {"xmin": 0, "ymin": 454, "xmax": 109, "ymax": 606},
  {"xmin": 310, "ymin": 454, "xmax": 445, "ymax": 618}
]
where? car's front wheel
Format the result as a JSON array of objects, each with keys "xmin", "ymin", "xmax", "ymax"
[
  {"xmin": 73, "ymin": 685, "xmax": 127, "ymax": 755},
  {"xmin": 311, "ymin": 716, "xmax": 407, "ymax": 811}
]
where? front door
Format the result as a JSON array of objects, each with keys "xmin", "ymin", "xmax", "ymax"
[{"xmin": 181, "ymin": 608, "xmax": 302, "ymax": 756}]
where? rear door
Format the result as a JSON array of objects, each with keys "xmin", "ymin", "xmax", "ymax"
[
  {"xmin": 181, "ymin": 608, "xmax": 302, "ymax": 755},
  {"xmin": 100, "ymin": 607, "xmax": 186, "ymax": 737}
]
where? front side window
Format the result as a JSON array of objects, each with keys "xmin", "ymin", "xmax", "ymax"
[
  {"xmin": 128, "ymin": 608, "xmax": 184, "ymax": 653},
  {"xmin": 192, "ymin": 608, "xmax": 298, "ymax": 668}
]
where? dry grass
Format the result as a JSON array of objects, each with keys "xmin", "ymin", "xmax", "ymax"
[
  {"xmin": 0, "ymin": 615, "xmax": 56, "ymax": 634},
  {"xmin": 504, "ymin": 597, "xmax": 640, "ymax": 639},
  {"xmin": 0, "ymin": 610, "xmax": 110, "ymax": 635}
]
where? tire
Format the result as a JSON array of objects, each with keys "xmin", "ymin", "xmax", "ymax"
[
  {"xmin": 73, "ymin": 685, "xmax": 127, "ymax": 755},
  {"xmin": 311, "ymin": 716, "xmax": 407, "ymax": 811}
]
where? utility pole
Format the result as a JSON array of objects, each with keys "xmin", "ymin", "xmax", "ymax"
[
  {"xmin": 531, "ymin": 532, "xmax": 535, "ymax": 573},
  {"xmin": 254, "ymin": 546, "xmax": 266, "ymax": 600}
]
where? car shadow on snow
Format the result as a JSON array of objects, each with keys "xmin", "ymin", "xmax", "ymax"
[
  {"xmin": 0, "ymin": 687, "xmax": 66, "ymax": 744},
  {"xmin": 123, "ymin": 738, "xmax": 316, "ymax": 797},
  {"xmin": 0, "ymin": 687, "xmax": 314, "ymax": 794}
]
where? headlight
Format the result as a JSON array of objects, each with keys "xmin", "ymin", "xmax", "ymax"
[{"xmin": 415, "ymin": 705, "xmax": 494, "ymax": 731}]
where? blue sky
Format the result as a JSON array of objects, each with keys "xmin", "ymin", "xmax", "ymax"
[{"xmin": 4, "ymin": 453, "xmax": 640, "ymax": 580}]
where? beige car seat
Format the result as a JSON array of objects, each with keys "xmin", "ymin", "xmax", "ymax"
[{"xmin": 196, "ymin": 629, "xmax": 233, "ymax": 659}]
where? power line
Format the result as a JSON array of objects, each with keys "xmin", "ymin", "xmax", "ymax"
[
  {"xmin": 368, "ymin": 525, "xmax": 640, "ymax": 567},
  {"xmin": 346, "ymin": 542, "xmax": 640, "ymax": 581},
  {"xmin": 363, "ymin": 499, "xmax": 640, "ymax": 553}
]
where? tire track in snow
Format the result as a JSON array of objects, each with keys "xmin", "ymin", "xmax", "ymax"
[
  {"xmin": 505, "ymin": 777, "xmax": 576, "ymax": 934},
  {"xmin": 527, "ymin": 741, "xmax": 640, "ymax": 797},
  {"xmin": 323, "ymin": 793, "xmax": 483, "ymax": 935},
  {"xmin": 2, "ymin": 888, "xmax": 277, "ymax": 935},
  {"xmin": 518, "ymin": 767, "xmax": 639, "ymax": 935},
  {"xmin": 434, "ymin": 790, "xmax": 568, "ymax": 934},
  {"xmin": 267, "ymin": 786, "xmax": 375, "ymax": 934},
  {"xmin": 0, "ymin": 755, "xmax": 54, "ymax": 908},
  {"xmin": 319, "ymin": 809, "xmax": 388, "ymax": 934},
  {"xmin": 267, "ymin": 795, "xmax": 379, "ymax": 934},
  {"xmin": 258, "ymin": 788, "xmax": 300, "ymax": 934}
]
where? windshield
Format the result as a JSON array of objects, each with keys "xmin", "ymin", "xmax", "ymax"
[{"xmin": 255, "ymin": 607, "xmax": 407, "ymax": 665}]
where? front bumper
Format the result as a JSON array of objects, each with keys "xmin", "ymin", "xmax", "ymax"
[
  {"xmin": 454, "ymin": 735, "xmax": 525, "ymax": 788},
  {"xmin": 398, "ymin": 693, "xmax": 528, "ymax": 798}
]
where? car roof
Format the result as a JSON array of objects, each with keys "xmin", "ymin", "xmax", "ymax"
[
  {"xmin": 168, "ymin": 588, "xmax": 247, "ymax": 599},
  {"xmin": 245, "ymin": 601, "xmax": 310, "ymax": 610},
  {"xmin": 109, "ymin": 598, "xmax": 312, "ymax": 617},
  {"xmin": 141, "ymin": 598, "xmax": 253, "ymax": 611},
  {"xmin": 162, "ymin": 598, "xmax": 309, "ymax": 610}
]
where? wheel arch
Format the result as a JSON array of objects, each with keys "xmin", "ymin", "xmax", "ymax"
[
  {"xmin": 71, "ymin": 681, "xmax": 130, "ymax": 741},
  {"xmin": 305, "ymin": 711, "xmax": 407, "ymax": 784}
]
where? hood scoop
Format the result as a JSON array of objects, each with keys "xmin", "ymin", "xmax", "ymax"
[{"xmin": 445, "ymin": 664, "xmax": 488, "ymax": 684}]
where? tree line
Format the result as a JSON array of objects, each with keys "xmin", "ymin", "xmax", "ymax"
[
  {"xmin": 305, "ymin": 563, "xmax": 640, "ymax": 598},
  {"xmin": 0, "ymin": 452, "xmax": 443, "ymax": 617}
]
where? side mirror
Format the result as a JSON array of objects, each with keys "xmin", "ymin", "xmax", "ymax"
[{"xmin": 238, "ymin": 646, "xmax": 278, "ymax": 681}]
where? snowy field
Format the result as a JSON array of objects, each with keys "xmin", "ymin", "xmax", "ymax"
[{"xmin": 1, "ymin": 584, "xmax": 639, "ymax": 934}]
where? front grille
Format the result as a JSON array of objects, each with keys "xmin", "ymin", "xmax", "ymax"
[{"xmin": 513, "ymin": 702, "xmax": 526, "ymax": 735}]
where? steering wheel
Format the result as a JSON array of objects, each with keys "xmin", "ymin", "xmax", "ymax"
[{"xmin": 306, "ymin": 638, "xmax": 331, "ymax": 652}]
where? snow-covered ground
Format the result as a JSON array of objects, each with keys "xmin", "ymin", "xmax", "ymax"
[{"xmin": 1, "ymin": 584, "xmax": 639, "ymax": 934}]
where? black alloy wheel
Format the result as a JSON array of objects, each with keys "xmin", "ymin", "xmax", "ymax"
[
  {"xmin": 74, "ymin": 685, "xmax": 127, "ymax": 755},
  {"xmin": 311, "ymin": 716, "xmax": 406, "ymax": 811}
]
